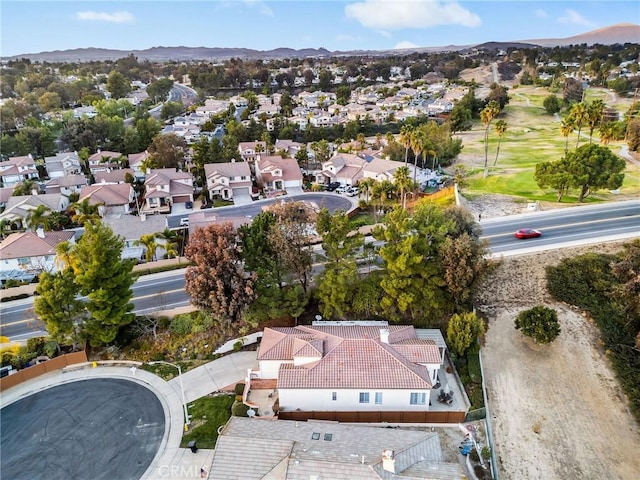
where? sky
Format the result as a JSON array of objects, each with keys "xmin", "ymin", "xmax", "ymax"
[{"xmin": 1, "ymin": 0, "xmax": 638, "ymax": 57}]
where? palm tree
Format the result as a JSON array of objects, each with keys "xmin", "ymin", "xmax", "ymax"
[
  {"xmin": 71, "ymin": 199, "xmax": 101, "ymax": 225},
  {"xmin": 25, "ymin": 204, "xmax": 52, "ymax": 232},
  {"xmin": 493, "ymin": 120, "xmax": 508, "ymax": 166},
  {"xmin": 569, "ymin": 102, "xmax": 588, "ymax": 148},
  {"xmin": 358, "ymin": 177, "xmax": 376, "ymax": 203},
  {"xmin": 409, "ymin": 129, "xmax": 424, "ymax": 192},
  {"xmin": 560, "ymin": 117, "xmax": 575, "ymax": 154},
  {"xmin": 12, "ymin": 179, "xmax": 37, "ymax": 197},
  {"xmin": 155, "ymin": 228, "xmax": 180, "ymax": 259},
  {"xmin": 393, "ymin": 166, "xmax": 412, "ymax": 210},
  {"xmin": 599, "ymin": 122, "xmax": 617, "ymax": 145},
  {"xmin": 586, "ymin": 99, "xmax": 605, "ymax": 143},
  {"xmin": 481, "ymin": 101, "xmax": 500, "ymax": 178},
  {"xmin": 399, "ymin": 125, "xmax": 414, "ymax": 165},
  {"xmin": 135, "ymin": 234, "xmax": 159, "ymax": 262},
  {"xmin": 55, "ymin": 240, "xmax": 74, "ymax": 271}
]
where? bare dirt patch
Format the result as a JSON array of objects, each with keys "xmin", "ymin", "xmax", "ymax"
[{"xmin": 475, "ymin": 245, "xmax": 640, "ymax": 480}]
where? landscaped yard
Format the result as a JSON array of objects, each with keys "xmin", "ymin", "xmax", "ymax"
[{"xmin": 180, "ymin": 394, "xmax": 235, "ymax": 449}]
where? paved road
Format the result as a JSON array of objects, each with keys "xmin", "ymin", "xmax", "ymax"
[
  {"xmin": 1, "ymin": 378, "xmax": 165, "ymax": 480},
  {"xmin": 167, "ymin": 192, "xmax": 355, "ymax": 229}
]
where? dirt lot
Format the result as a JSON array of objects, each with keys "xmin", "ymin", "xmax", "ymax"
[{"xmin": 469, "ymin": 198, "xmax": 640, "ymax": 479}]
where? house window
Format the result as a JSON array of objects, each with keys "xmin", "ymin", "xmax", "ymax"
[
  {"xmin": 17, "ymin": 258, "xmax": 29, "ymax": 266},
  {"xmin": 331, "ymin": 392, "xmax": 337, "ymax": 401},
  {"xmin": 375, "ymin": 392, "xmax": 383, "ymax": 405},
  {"xmin": 410, "ymin": 392, "xmax": 426, "ymax": 405},
  {"xmin": 359, "ymin": 392, "xmax": 369, "ymax": 404}
]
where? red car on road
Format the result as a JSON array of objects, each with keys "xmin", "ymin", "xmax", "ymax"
[{"xmin": 514, "ymin": 228, "xmax": 542, "ymax": 239}]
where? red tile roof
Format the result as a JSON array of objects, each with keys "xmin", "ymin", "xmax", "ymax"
[{"xmin": 258, "ymin": 325, "xmax": 441, "ymax": 390}]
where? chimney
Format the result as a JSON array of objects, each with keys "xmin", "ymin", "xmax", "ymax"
[
  {"xmin": 382, "ymin": 449, "xmax": 395, "ymax": 473},
  {"xmin": 379, "ymin": 328, "xmax": 390, "ymax": 344},
  {"xmin": 36, "ymin": 226, "xmax": 45, "ymax": 238}
]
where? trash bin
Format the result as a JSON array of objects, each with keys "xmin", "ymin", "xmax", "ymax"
[{"xmin": 188, "ymin": 440, "xmax": 198, "ymax": 453}]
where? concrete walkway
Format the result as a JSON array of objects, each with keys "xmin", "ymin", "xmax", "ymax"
[{"xmin": 0, "ymin": 351, "xmax": 258, "ymax": 480}]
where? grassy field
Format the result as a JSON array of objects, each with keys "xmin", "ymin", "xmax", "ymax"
[{"xmin": 460, "ymin": 85, "xmax": 640, "ymax": 202}]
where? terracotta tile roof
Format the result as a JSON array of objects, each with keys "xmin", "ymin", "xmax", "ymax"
[
  {"xmin": 259, "ymin": 325, "xmax": 440, "ymax": 390},
  {"xmin": 127, "ymin": 151, "xmax": 150, "ymax": 165},
  {"xmin": 94, "ymin": 169, "xmax": 134, "ymax": 184},
  {"xmin": 46, "ymin": 175, "xmax": 87, "ymax": 189},
  {"xmin": 144, "ymin": 168, "xmax": 192, "ymax": 185},
  {"xmin": 88, "ymin": 150, "xmax": 122, "ymax": 162},
  {"xmin": 0, "ymin": 230, "xmax": 74, "ymax": 259},
  {"xmin": 257, "ymin": 156, "xmax": 303, "ymax": 183}
]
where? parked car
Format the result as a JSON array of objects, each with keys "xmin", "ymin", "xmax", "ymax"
[
  {"xmin": 514, "ymin": 228, "xmax": 542, "ymax": 239},
  {"xmin": 336, "ymin": 185, "xmax": 349, "ymax": 194},
  {"xmin": 346, "ymin": 186, "xmax": 359, "ymax": 197},
  {"xmin": 180, "ymin": 217, "xmax": 189, "ymax": 226},
  {"xmin": 325, "ymin": 182, "xmax": 341, "ymax": 191}
]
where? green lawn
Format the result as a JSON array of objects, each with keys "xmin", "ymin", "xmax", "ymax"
[{"xmin": 180, "ymin": 394, "xmax": 235, "ymax": 449}]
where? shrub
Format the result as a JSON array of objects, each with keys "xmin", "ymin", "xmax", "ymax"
[
  {"xmin": 515, "ymin": 306, "xmax": 561, "ymax": 344},
  {"xmin": 234, "ymin": 383, "xmax": 245, "ymax": 395},
  {"xmin": 481, "ymin": 446, "xmax": 491, "ymax": 460},
  {"xmin": 169, "ymin": 314, "xmax": 193, "ymax": 335},
  {"xmin": 231, "ymin": 401, "xmax": 251, "ymax": 417},
  {"xmin": 233, "ymin": 340, "xmax": 243, "ymax": 352}
]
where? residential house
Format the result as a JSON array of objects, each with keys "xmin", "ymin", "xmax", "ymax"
[
  {"xmin": 274, "ymin": 139, "xmax": 305, "ymax": 159},
  {"xmin": 0, "ymin": 194, "xmax": 69, "ymax": 228},
  {"xmin": 79, "ymin": 183, "xmax": 134, "ymax": 217},
  {"xmin": 73, "ymin": 106, "xmax": 98, "ymax": 118},
  {"xmin": 44, "ymin": 152, "xmax": 82, "ymax": 179},
  {"xmin": 238, "ymin": 142, "xmax": 268, "ymax": 163},
  {"xmin": 142, "ymin": 168, "xmax": 194, "ymax": 214},
  {"xmin": 94, "ymin": 169, "xmax": 135, "ymax": 184},
  {"xmin": 0, "ymin": 155, "xmax": 39, "ymax": 186},
  {"xmin": 361, "ymin": 157, "xmax": 419, "ymax": 183},
  {"xmin": 0, "ymin": 187, "xmax": 13, "ymax": 210},
  {"xmin": 252, "ymin": 322, "xmax": 465, "ymax": 423},
  {"xmin": 128, "ymin": 150, "xmax": 151, "ymax": 180},
  {"xmin": 320, "ymin": 153, "xmax": 366, "ymax": 186},
  {"xmin": 194, "ymin": 98, "xmax": 230, "ymax": 120},
  {"xmin": 254, "ymin": 155, "xmax": 303, "ymax": 195},
  {"xmin": 87, "ymin": 150, "xmax": 124, "ymax": 174},
  {"xmin": 208, "ymin": 417, "xmax": 466, "ymax": 480},
  {"xmin": 0, "ymin": 229, "xmax": 75, "ymax": 277},
  {"xmin": 308, "ymin": 111, "xmax": 336, "ymax": 128},
  {"xmin": 204, "ymin": 161, "xmax": 252, "ymax": 201},
  {"xmin": 44, "ymin": 175, "xmax": 87, "ymax": 197}
]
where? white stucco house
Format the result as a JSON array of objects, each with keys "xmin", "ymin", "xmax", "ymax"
[
  {"xmin": 254, "ymin": 155, "xmax": 303, "ymax": 195},
  {"xmin": 0, "ymin": 229, "xmax": 75, "ymax": 276},
  {"xmin": 254, "ymin": 322, "xmax": 446, "ymax": 415},
  {"xmin": 204, "ymin": 160, "xmax": 252, "ymax": 201}
]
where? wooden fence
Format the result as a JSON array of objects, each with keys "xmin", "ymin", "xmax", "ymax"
[
  {"xmin": 279, "ymin": 409, "xmax": 466, "ymax": 424},
  {"xmin": 0, "ymin": 351, "xmax": 88, "ymax": 391}
]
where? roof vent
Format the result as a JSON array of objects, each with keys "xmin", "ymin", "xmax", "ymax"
[
  {"xmin": 382, "ymin": 449, "xmax": 395, "ymax": 473},
  {"xmin": 379, "ymin": 328, "xmax": 390, "ymax": 344}
]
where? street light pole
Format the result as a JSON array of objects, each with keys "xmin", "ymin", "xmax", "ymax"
[{"xmin": 149, "ymin": 361, "xmax": 190, "ymax": 429}]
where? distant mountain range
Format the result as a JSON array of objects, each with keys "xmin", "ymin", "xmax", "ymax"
[{"xmin": 4, "ymin": 23, "xmax": 638, "ymax": 63}]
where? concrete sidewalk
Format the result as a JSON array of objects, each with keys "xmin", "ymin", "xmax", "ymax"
[
  {"xmin": 1, "ymin": 351, "xmax": 258, "ymax": 480},
  {"xmin": 170, "ymin": 351, "xmax": 257, "ymax": 403}
]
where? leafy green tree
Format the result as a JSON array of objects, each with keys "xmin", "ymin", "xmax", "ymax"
[
  {"xmin": 393, "ymin": 165, "xmax": 412, "ymax": 209},
  {"xmin": 106, "ymin": 70, "xmax": 131, "ymax": 99},
  {"xmin": 515, "ymin": 306, "xmax": 561, "ymax": 344},
  {"xmin": 155, "ymin": 228, "xmax": 180, "ymax": 258},
  {"xmin": 69, "ymin": 222, "xmax": 135, "ymax": 346},
  {"xmin": 316, "ymin": 209, "xmax": 364, "ymax": 319},
  {"xmin": 146, "ymin": 78, "xmax": 174, "ymax": 102},
  {"xmin": 534, "ymin": 158, "xmax": 573, "ymax": 202},
  {"xmin": 160, "ymin": 101, "xmax": 183, "ymax": 120},
  {"xmin": 586, "ymin": 99, "xmax": 605, "ymax": 143},
  {"xmin": 25, "ymin": 204, "xmax": 52, "ymax": 231},
  {"xmin": 148, "ymin": 133, "xmax": 188, "ymax": 169},
  {"xmin": 34, "ymin": 270, "xmax": 84, "ymax": 351},
  {"xmin": 185, "ymin": 223, "xmax": 256, "ymax": 326},
  {"xmin": 446, "ymin": 311, "xmax": 485, "ymax": 357},
  {"xmin": 559, "ymin": 117, "xmax": 575, "ymax": 154},
  {"xmin": 569, "ymin": 102, "xmax": 588, "ymax": 149},
  {"xmin": 310, "ymin": 139, "xmax": 331, "ymax": 165},
  {"xmin": 628, "ymin": 118, "xmax": 640, "ymax": 152},
  {"xmin": 372, "ymin": 204, "xmax": 449, "ymax": 323},
  {"xmin": 567, "ymin": 143, "xmax": 625, "ymax": 202},
  {"xmin": 543, "ymin": 94, "xmax": 561, "ymax": 115},
  {"xmin": 71, "ymin": 199, "xmax": 101, "ymax": 225}
]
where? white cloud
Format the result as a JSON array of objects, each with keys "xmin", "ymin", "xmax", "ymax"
[
  {"xmin": 75, "ymin": 11, "xmax": 134, "ymax": 23},
  {"xmin": 394, "ymin": 41, "xmax": 420, "ymax": 50},
  {"xmin": 535, "ymin": 9, "xmax": 547, "ymax": 18},
  {"xmin": 345, "ymin": 0, "xmax": 481, "ymax": 30},
  {"xmin": 557, "ymin": 9, "xmax": 596, "ymax": 27}
]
